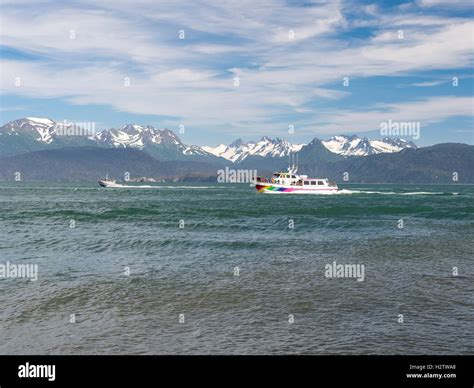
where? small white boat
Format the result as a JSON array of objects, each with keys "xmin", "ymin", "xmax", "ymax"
[
  {"xmin": 98, "ymin": 178, "xmax": 122, "ymax": 188},
  {"xmin": 98, "ymin": 176, "xmax": 155, "ymax": 189},
  {"xmin": 98, "ymin": 174, "xmax": 126, "ymax": 188},
  {"xmin": 252, "ymin": 166, "xmax": 338, "ymax": 194}
]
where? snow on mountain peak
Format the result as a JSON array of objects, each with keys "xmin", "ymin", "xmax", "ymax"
[
  {"xmin": 1, "ymin": 117, "xmax": 57, "ymax": 144},
  {"xmin": 203, "ymin": 137, "xmax": 305, "ymax": 163},
  {"xmin": 208, "ymin": 134, "xmax": 415, "ymax": 160},
  {"xmin": 91, "ymin": 124, "xmax": 214, "ymax": 157},
  {"xmin": 25, "ymin": 117, "xmax": 55, "ymax": 125},
  {"xmin": 322, "ymin": 135, "xmax": 416, "ymax": 156},
  {"xmin": 93, "ymin": 124, "xmax": 186, "ymax": 149}
]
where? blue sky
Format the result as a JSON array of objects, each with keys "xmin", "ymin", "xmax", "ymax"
[{"xmin": 0, "ymin": 0, "xmax": 473, "ymax": 146}]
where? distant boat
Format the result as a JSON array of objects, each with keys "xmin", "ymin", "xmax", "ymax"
[
  {"xmin": 98, "ymin": 178, "xmax": 121, "ymax": 188},
  {"xmin": 98, "ymin": 174, "xmax": 124, "ymax": 188},
  {"xmin": 97, "ymin": 175, "xmax": 156, "ymax": 188}
]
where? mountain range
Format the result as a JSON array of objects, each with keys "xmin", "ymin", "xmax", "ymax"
[
  {"xmin": 0, "ymin": 117, "xmax": 416, "ymax": 160},
  {"xmin": 0, "ymin": 117, "xmax": 472, "ymax": 183},
  {"xmin": 0, "ymin": 117, "xmax": 218, "ymax": 162}
]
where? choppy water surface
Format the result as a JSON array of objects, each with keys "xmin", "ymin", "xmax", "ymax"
[{"xmin": 0, "ymin": 182, "xmax": 472, "ymax": 354}]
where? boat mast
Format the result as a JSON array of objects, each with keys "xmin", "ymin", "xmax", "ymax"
[
  {"xmin": 288, "ymin": 152, "xmax": 291, "ymax": 173},
  {"xmin": 287, "ymin": 151, "xmax": 298, "ymax": 175},
  {"xmin": 289, "ymin": 152, "xmax": 295, "ymax": 174}
]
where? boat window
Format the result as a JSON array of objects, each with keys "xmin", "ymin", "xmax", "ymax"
[
  {"xmin": 310, "ymin": 181, "xmax": 316, "ymax": 185},
  {"xmin": 304, "ymin": 181, "xmax": 310, "ymax": 185},
  {"xmin": 318, "ymin": 181, "xmax": 324, "ymax": 185},
  {"xmin": 291, "ymin": 175, "xmax": 296, "ymax": 179}
]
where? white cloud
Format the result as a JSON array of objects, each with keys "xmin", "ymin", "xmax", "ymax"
[
  {"xmin": 307, "ymin": 96, "xmax": 474, "ymax": 134},
  {"xmin": 417, "ymin": 0, "xmax": 473, "ymax": 8},
  {"xmin": 0, "ymin": 0, "xmax": 472, "ymax": 139},
  {"xmin": 411, "ymin": 80, "xmax": 445, "ymax": 87}
]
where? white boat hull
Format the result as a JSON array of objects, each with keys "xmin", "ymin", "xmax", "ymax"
[
  {"xmin": 98, "ymin": 180, "xmax": 123, "ymax": 188},
  {"xmin": 254, "ymin": 182, "xmax": 338, "ymax": 194}
]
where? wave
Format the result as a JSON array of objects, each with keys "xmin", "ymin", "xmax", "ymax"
[
  {"xmin": 0, "ymin": 185, "xmax": 218, "ymax": 190},
  {"xmin": 101, "ymin": 185, "xmax": 216, "ymax": 189}
]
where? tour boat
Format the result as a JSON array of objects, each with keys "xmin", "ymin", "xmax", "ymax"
[{"xmin": 253, "ymin": 166, "xmax": 338, "ymax": 194}]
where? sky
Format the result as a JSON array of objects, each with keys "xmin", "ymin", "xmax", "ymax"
[{"xmin": 0, "ymin": 0, "xmax": 473, "ymax": 147}]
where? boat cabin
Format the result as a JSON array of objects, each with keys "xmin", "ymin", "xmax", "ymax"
[{"xmin": 269, "ymin": 172, "xmax": 331, "ymax": 187}]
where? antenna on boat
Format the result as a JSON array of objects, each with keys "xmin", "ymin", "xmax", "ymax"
[{"xmin": 288, "ymin": 151, "xmax": 292, "ymax": 173}]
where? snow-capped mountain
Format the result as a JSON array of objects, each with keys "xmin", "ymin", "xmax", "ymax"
[
  {"xmin": 204, "ymin": 134, "xmax": 416, "ymax": 162},
  {"xmin": 0, "ymin": 118, "xmax": 217, "ymax": 162},
  {"xmin": 92, "ymin": 124, "xmax": 212, "ymax": 159},
  {"xmin": 0, "ymin": 118, "xmax": 468, "ymax": 183},
  {"xmin": 0, "ymin": 117, "xmax": 97, "ymax": 157},
  {"xmin": 203, "ymin": 136, "xmax": 305, "ymax": 163},
  {"xmin": 321, "ymin": 135, "xmax": 417, "ymax": 156},
  {"xmin": 0, "ymin": 117, "xmax": 417, "ymax": 162},
  {"xmin": 0, "ymin": 117, "xmax": 57, "ymax": 144},
  {"xmin": 93, "ymin": 124, "xmax": 185, "ymax": 148}
]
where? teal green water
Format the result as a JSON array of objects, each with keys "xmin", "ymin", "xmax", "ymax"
[{"xmin": 0, "ymin": 182, "xmax": 473, "ymax": 354}]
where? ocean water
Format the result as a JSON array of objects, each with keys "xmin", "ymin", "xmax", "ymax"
[{"xmin": 0, "ymin": 182, "xmax": 472, "ymax": 355}]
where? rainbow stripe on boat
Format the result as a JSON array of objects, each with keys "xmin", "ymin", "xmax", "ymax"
[
  {"xmin": 254, "ymin": 183, "xmax": 338, "ymax": 194},
  {"xmin": 255, "ymin": 184, "xmax": 294, "ymax": 193}
]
